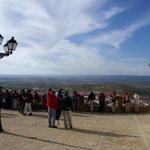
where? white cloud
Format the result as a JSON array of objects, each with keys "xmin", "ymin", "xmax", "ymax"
[
  {"xmin": 101, "ymin": 7, "xmax": 126, "ymax": 20},
  {"xmin": 0, "ymin": 0, "xmax": 149, "ymax": 75},
  {"xmin": 89, "ymin": 15, "xmax": 150, "ymax": 49}
]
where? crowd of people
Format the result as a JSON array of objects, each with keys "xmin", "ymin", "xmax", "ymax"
[
  {"xmin": 0, "ymin": 86, "xmax": 142, "ymax": 129},
  {"xmin": 0, "ymin": 88, "xmax": 41, "ymax": 116},
  {"xmin": 0, "ymin": 87, "xmax": 75, "ymax": 129},
  {"xmin": 88, "ymin": 91, "xmax": 141, "ymax": 113}
]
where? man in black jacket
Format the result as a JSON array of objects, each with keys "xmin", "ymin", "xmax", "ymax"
[
  {"xmin": 62, "ymin": 90, "xmax": 73, "ymax": 129},
  {"xmin": 88, "ymin": 91, "xmax": 95, "ymax": 112}
]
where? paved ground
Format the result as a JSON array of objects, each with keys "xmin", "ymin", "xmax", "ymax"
[{"xmin": 1, "ymin": 110, "xmax": 150, "ymax": 150}]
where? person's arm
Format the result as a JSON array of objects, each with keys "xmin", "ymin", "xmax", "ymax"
[{"xmin": 71, "ymin": 97, "xmax": 73, "ymax": 110}]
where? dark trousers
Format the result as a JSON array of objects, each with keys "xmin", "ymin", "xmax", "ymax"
[
  {"xmin": 18, "ymin": 102, "xmax": 25, "ymax": 114},
  {"xmin": 99, "ymin": 101, "xmax": 105, "ymax": 112}
]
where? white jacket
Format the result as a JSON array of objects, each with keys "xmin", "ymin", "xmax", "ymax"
[{"xmin": 134, "ymin": 94, "xmax": 140, "ymax": 104}]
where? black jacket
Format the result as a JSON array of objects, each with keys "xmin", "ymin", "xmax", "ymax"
[
  {"xmin": 88, "ymin": 93, "xmax": 95, "ymax": 101},
  {"xmin": 62, "ymin": 95, "xmax": 73, "ymax": 111}
]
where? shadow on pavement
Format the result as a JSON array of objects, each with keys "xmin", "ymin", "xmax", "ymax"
[
  {"xmin": 32, "ymin": 113, "xmax": 48, "ymax": 119},
  {"xmin": 2, "ymin": 113, "xmax": 17, "ymax": 118},
  {"xmin": 72, "ymin": 113, "xmax": 90, "ymax": 118},
  {"xmin": 59, "ymin": 127, "xmax": 139, "ymax": 138},
  {"xmin": 77, "ymin": 112, "xmax": 145, "ymax": 116},
  {"xmin": 3, "ymin": 131, "xmax": 92, "ymax": 150},
  {"xmin": 2, "ymin": 113, "xmax": 17, "ymax": 116},
  {"xmin": 32, "ymin": 112, "xmax": 90, "ymax": 119}
]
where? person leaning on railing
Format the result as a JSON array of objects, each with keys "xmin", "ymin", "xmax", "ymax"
[
  {"xmin": 123, "ymin": 93, "xmax": 131, "ymax": 113},
  {"xmin": 134, "ymin": 93, "xmax": 140, "ymax": 113}
]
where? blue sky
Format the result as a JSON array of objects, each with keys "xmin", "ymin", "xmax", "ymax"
[{"xmin": 0, "ymin": 0, "xmax": 150, "ymax": 75}]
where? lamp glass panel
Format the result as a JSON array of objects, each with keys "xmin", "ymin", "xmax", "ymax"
[
  {"xmin": 8, "ymin": 42, "xmax": 13, "ymax": 50},
  {"xmin": 12, "ymin": 42, "xmax": 17, "ymax": 50},
  {"xmin": 0, "ymin": 35, "xmax": 3, "ymax": 44},
  {"xmin": 4, "ymin": 44, "xmax": 9, "ymax": 53}
]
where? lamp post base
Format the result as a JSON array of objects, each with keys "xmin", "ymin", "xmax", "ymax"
[
  {"xmin": 0, "ymin": 108, "xmax": 3, "ymax": 133},
  {"xmin": 0, "ymin": 127, "xmax": 4, "ymax": 133}
]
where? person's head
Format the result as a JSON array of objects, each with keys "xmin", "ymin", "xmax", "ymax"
[
  {"xmin": 113, "ymin": 92, "xmax": 116, "ymax": 96},
  {"xmin": 27, "ymin": 89, "xmax": 31, "ymax": 94},
  {"xmin": 74, "ymin": 91, "xmax": 77, "ymax": 94},
  {"xmin": 49, "ymin": 88, "xmax": 52, "ymax": 91},
  {"xmin": 90, "ymin": 91, "xmax": 93, "ymax": 94},
  {"xmin": 64, "ymin": 89, "xmax": 70, "ymax": 96}
]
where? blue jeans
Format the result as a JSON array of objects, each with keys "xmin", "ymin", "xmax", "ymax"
[{"xmin": 48, "ymin": 108, "xmax": 56, "ymax": 127}]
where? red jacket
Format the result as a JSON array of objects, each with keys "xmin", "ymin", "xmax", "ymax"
[
  {"xmin": 123, "ymin": 94, "xmax": 130, "ymax": 103},
  {"xmin": 46, "ymin": 91, "xmax": 58, "ymax": 109},
  {"xmin": 25, "ymin": 94, "xmax": 33, "ymax": 103},
  {"xmin": 98, "ymin": 93, "xmax": 105, "ymax": 102}
]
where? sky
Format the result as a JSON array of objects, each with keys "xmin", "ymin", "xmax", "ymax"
[{"xmin": 0, "ymin": 0, "xmax": 150, "ymax": 75}]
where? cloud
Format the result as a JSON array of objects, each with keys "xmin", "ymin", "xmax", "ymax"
[
  {"xmin": 88, "ymin": 14, "xmax": 150, "ymax": 49},
  {"xmin": 0, "ymin": 0, "xmax": 149, "ymax": 75},
  {"xmin": 101, "ymin": 7, "xmax": 126, "ymax": 20}
]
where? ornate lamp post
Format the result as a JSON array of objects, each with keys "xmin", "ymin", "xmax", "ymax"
[{"xmin": 0, "ymin": 34, "xmax": 18, "ymax": 132}]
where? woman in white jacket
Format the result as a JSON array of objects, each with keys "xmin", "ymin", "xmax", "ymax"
[{"xmin": 134, "ymin": 93, "xmax": 140, "ymax": 113}]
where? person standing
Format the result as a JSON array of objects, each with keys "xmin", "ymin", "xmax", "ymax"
[
  {"xmin": 18, "ymin": 90, "xmax": 26, "ymax": 115},
  {"xmin": 12, "ymin": 91, "xmax": 18, "ymax": 110},
  {"xmin": 72, "ymin": 91, "xmax": 79, "ymax": 111},
  {"xmin": 124, "ymin": 93, "xmax": 130, "ymax": 113},
  {"xmin": 5, "ymin": 89, "xmax": 11, "ymax": 109},
  {"xmin": 62, "ymin": 90, "xmax": 73, "ymax": 129},
  {"xmin": 24, "ymin": 90, "xmax": 33, "ymax": 116},
  {"xmin": 47, "ymin": 89, "xmax": 58, "ymax": 128},
  {"xmin": 134, "ymin": 93, "xmax": 140, "ymax": 113},
  {"xmin": 55, "ymin": 89, "xmax": 63, "ymax": 126},
  {"xmin": 111, "ymin": 92, "xmax": 117, "ymax": 113},
  {"xmin": 33, "ymin": 91, "xmax": 40, "ymax": 110},
  {"xmin": 88, "ymin": 91, "xmax": 95, "ymax": 112},
  {"xmin": 98, "ymin": 92, "xmax": 105, "ymax": 112}
]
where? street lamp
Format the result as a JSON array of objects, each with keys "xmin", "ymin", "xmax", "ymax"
[
  {"xmin": 0, "ymin": 34, "xmax": 18, "ymax": 132},
  {"xmin": 0, "ymin": 35, "xmax": 18, "ymax": 59}
]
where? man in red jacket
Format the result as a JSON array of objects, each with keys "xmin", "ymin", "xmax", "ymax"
[
  {"xmin": 123, "ymin": 93, "xmax": 130, "ymax": 113},
  {"xmin": 47, "ymin": 89, "xmax": 58, "ymax": 128},
  {"xmin": 98, "ymin": 92, "xmax": 105, "ymax": 112}
]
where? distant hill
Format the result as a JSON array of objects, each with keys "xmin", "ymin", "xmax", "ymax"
[{"xmin": 0, "ymin": 75, "xmax": 150, "ymax": 87}]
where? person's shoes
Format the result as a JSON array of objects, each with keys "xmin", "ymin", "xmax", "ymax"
[
  {"xmin": 70, "ymin": 125, "xmax": 73, "ymax": 129},
  {"xmin": 28, "ymin": 113, "xmax": 32, "ymax": 116},
  {"xmin": 22, "ymin": 113, "xmax": 26, "ymax": 116},
  {"xmin": 48, "ymin": 125, "xmax": 52, "ymax": 128},
  {"xmin": 52, "ymin": 126, "xmax": 57, "ymax": 128}
]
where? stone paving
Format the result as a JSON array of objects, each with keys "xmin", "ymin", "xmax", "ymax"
[{"xmin": 1, "ymin": 110, "xmax": 150, "ymax": 150}]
